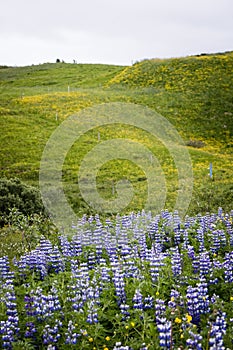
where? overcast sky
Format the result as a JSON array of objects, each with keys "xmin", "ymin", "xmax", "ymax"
[{"xmin": 1, "ymin": 0, "xmax": 232, "ymax": 66}]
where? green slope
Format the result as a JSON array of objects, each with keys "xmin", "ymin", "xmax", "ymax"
[
  {"xmin": 0, "ymin": 53, "xmax": 232, "ymax": 217},
  {"xmin": 107, "ymin": 52, "xmax": 233, "ymax": 142},
  {"xmin": 0, "ymin": 62, "xmax": 126, "ymax": 93}
]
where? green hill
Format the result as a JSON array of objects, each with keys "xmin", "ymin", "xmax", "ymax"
[{"xmin": 0, "ymin": 53, "xmax": 232, "ymax": 217}]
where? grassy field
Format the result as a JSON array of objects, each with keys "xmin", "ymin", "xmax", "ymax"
[
  {"xmin": 0, "ymin": 52, "xmax": 233, "ymax": 218},
  {"xmin": 0, "ymin": 53, "xmax": 233, "ymax": 350}
]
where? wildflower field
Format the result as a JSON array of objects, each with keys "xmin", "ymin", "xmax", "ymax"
[
  {"xmin": 0, "ymin": 52, "xmax": 233, "ymax": 348},
  {"xmin": 0, "ymin": 208, "xmax": 233, "ymax": 349}
]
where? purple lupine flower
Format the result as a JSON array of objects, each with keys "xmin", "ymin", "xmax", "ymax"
[
  {"xmin": 68, "ymin": 287, "xmax": 84, "ymax": 312},
  {"xmin": 149, "ymin": 218, "xmax": 164, "ymax": 250},
  {"xmin": 157, "ymin": 317, "xmax": 172, "ymax": 349},
  {"xmin": 225, "ymin": 219, "xmax": 233, "ymax": 246},
  {"xmin": 71, "ymin": 234, "xmax": 82, "ymax": 256},
  {"xmin": 212, "ymin": 258, "xmax": 223, "ymax": 271},
  {"xmin": 171, "ymin": 247, "xmax": 182, "ymax": 276},
  {"xmin": 143, "ymin": 295, "xmax": 154, "ymax": 310},
  {"xmin": 173, "ymin": 211, "xmax": 181, "ymax": 231},
  {"xmin": 67, "ymin": 262, "xmax": 100, "ymax": 314},
  {"xmin": 24, "ymin": 294, "xmax": 36, "ymax": 317},
  {"xmin": 174, "ymin": 226, "xmax": 181, "ymax": 245},
  {"xmin": 119, "ymin": 303, "xmax": 130, "ymax": 320},
  {"xmin": 1, "ymin": 272, "xmax": 15, "ymax": 290},
  {"xmin": 88, "ymin": 251, "xmax": 96, "ymax": 270},
  {"xmin": 99, "ymin": 263, "xmax": 111, "ymax": 284},
  {"xmin": 133, "ymin": 289, "xmax": 143, "ymax": 310},
  {"xmin": 105, "ymin": 235, "xmax": 117, "ymax": 262},
  {"xmin": 192, "ymin": 255, "xmax": 200, "ymax": 274},
  {"xmin": 182, "ymin": 229, "xmax": 190, "ymax": 249},
  {"xmin": 92, "ymin": 226, "xmax": 104, "ymax": 259},
  {"xmin": 37, "ymin": 237, "xmax": 53, "ymax": 265},
  {"xmin": 48, "ymin": 246, "xmax": 65, "ymax": 274},
  {"xmin": 123, "ymin": 254, "xmax": 140, "ymax": 279},
  {"xmin": 197, "ymin": 228, "xmax": 205, "ymax": 252},
  {"xmin": 0, "ymin": 256, "xmax": 10, "ymax": 280},
  {"xmin": 187, "ymin": 245, "xmax": 195, "ymax": 260},
  {"xmin": 113, "ymin": 342, "xmax": 133, "ymax": 350},
  {"xmin": 42, "ymin": 286, "xmax": 62, "ymax": 316},
  {"xmin": 0, "ymin": 287, "xmax": 19, "ymax": 349},
  {"xmin": 210, "ymin": 294, "xmax": 220, "ymax": 305},
  {"xmin": 186, "ymin": 329, "xmax": 202, "ymax": 349},
  {"xmin": 59, "ymin": 235, "xmax": 73, "ymax": 259},
  {"xmin": 0, "ymin": 320, "xmax": 16, "ymax": 349},
  {"xmin": 197, "ymin": 277, "xmax": 210, "ymax": 314},
  {"xmin": 210, "ymin": 230, "xmax": 227, "ymax": 253},
  {"xmin": 161, "ymin": 210, "xmax": 172, "ymax": 225},
  {"xmin": 155, "ymin": 299, "xmax": 166, "ymax": 324},
  {"xmin": 168, "ymin": 289, "xmax": 180, "ymax": 309},
  {"xmin": 209, "ymin": 311, "xmax": 227, "ymax": 350},
  {"xmin": 25, "ymin": 322, "xmax": 37, "ymax": 338},
  {"xmin": 217, "ymin": 207, "xmax": 223, "ymax": 218},
  {"xmin": 224, "ymin": 252, "xmax": 233, "ymax": 283},
  {"xmin": 42, "ymin": 319, "xmax": 62, "ymax": 346},
  {"xmin": 14, "ymin": 249, "xmax": 48, "ymax": 280},
  {"xmin": 148, "ymin": 251, "xmax": 163, "ymax": 283},
  {"xmin": 25, "ymin": 286, "xmax": 61, "ymax": 321},
  {"xmin": 86, "ymin": 300, "xmax": 98, "ymax": 324},
  {"xmin": 199, "ymin": 250, "xmax": 211, "ymax": 276},
  {"xmin": 186, "ymin": 286, "xmax": 200, "ymax": 325},
  {"xmin": 112, "ymin": 263, "xmax": 126, "ymax": 305},
  {"xmin": 138, "ymin": 233, "xmax": 148, "ymax": 260},
  {"xmin": 65, "ymin": 320, "xmax": 81, "ymax": 345}
]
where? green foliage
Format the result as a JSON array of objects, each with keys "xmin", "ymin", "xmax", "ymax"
[
  {"xmin": 0, "ymin": 210, "xmax": 59, "ymax": 259},
  {"xmin": 0, "ymin": 178, "xmax": 45, "ymax": 226}
]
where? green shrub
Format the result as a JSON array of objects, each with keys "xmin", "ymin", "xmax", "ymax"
[{"xmin": 0, "ymin": 177, "xmax": 45, "ymax": 226}]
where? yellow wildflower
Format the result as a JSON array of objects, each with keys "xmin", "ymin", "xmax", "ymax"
[
  {"xmin": 130, "ymin": 322, "xmax": 135, "ymax": 327},
  {"xmin": 175, "ymin": 317, "xmax": 182, "ymax": 324},
  {"xmin": 105, "ymin": 336, "xmax": 111, "ymax": 341},
  {"xmin": 186, "ymin": 314, "xmax": 192, "ymax": 323},
  {"xmin": 89, "ymin": 337, "xmax": 94, "ymax": 342}
]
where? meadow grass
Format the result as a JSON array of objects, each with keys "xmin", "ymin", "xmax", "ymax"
[{"xmin": 0, "ymin": 53, "xmax": 233, "ymax": 217}]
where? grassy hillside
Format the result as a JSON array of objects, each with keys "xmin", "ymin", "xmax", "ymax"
[
  {"xmin": 107, "ymin": 52, "xmax": 233, "ymax": 142},
  {"xmin": 0, "ymin": 62, "xmax": 125, "ymax": 94},
  {"xmin": 0, "ymin": 53, "xmax": 232, "ymax": 217}
]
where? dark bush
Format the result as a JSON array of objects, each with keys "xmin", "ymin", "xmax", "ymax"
[
  {"xmin": 0, "ymin": 178, "xmax": 46, "ymax": 226},
  {"xmin": 186, "ymin": 139, "xmax": 205, "ymax": 148}
]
